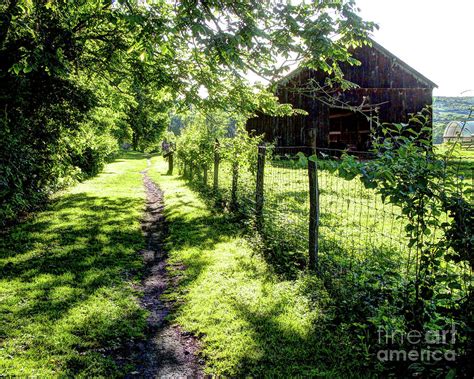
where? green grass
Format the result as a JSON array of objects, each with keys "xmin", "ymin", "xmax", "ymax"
[
  {"xmin": 0, "ymin": 152, "xmax": 148, "ymax": 377},
  {"xmin": 170, "ymin": 147, "xmax": 472, "ymax": 376},
  {"xmin": 149, "ymin": 157, "xmax": 374, "ymax": 377},
  {"xmin": 263, "ymin": 160, "xmax": 408, "ymax": 260},
  {"xmin": 185, "ymin": 146, "xmax": 474, "ymax": 276},
  {"xmin": 185, "ymin": 156, "xmax": 410, "ymax": 276},
  {"xmin": 2, "ymin": 150, "xmax": 467, "ymax": 376},
  {"xmin": 434, "ymin": 143, "xmax": 474, "ymax": 178}
]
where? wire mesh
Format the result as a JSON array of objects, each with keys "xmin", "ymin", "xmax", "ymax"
[
  {"xmin": 234, "ymin": 162, "xmax": 257, "ymax": 218},
  {"xmin": 263, "ymin": 147, "xmax": 310, "ymax": 264},
  {"xmin": 216, "ymin": 160, "xmax": 256, "ymax": 215},
  {"xmin": 175, "ymin": 144, "xmax": 472, "ymax": 270},
  {"xmin": 314, "ymin": 148, "xmax": 409, "ymax": 264}
]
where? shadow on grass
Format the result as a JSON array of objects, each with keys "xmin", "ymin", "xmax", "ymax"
[
  {"xmin": 0, "ymin": 192, "xmax": 147, "ymax": 376},
  {"xmin": 110, "ymin": 150, "xmax": 150, "ymax": 161},
  {"xmin": 1, "ymin": 193, "xmax": 143, "ymax": 280},
  {"xmin": 165, "ymin": 199, "xmax": 241, "ymax": 255},
  {"xmin": 218, "ymin": 245, "xmax": 404, "ymax": 376},
  {"xmin": 158, "ymin": 170, "xmax": 421, "ymax": 376},
  {"xmin": 170, "ymin": 175, "xmax": 310, "ymax": 279},
  {"xmin": 449, "ymin": 159, "xmax": 474, "ymax": 182},
  {"xmin": 227, "ymin": 297, "xmax": 335, "ymax": 377},
  {"xmin": 157, "ymin": 175, "xmax": 359, "ymax": 375}
]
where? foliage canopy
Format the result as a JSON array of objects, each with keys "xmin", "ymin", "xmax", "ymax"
[{"xmin": 0, "ymin": 0, "xmax": 375, "ymax": 223}]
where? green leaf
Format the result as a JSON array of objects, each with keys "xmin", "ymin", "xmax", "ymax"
[
  {"xmin": 448, "ymin": 282, "xmax": 461, "ymax": 290},
  {"xmin": 11, "ymin": 63, "xmax": 21, "ymax": 75}
]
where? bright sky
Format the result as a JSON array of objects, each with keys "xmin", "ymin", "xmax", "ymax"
[{"xmin": 356, "ymin": 0, "xmax": 474, "ymax": 96}]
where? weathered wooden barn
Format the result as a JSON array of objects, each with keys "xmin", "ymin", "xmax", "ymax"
[{"xmin": 246, "ymin": 39, "xmax": 437, "ymax": 151}]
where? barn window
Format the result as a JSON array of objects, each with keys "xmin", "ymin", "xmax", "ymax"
[{"xmin": 328, "ymin": 109, "xmax": 372, "ymax": 151}]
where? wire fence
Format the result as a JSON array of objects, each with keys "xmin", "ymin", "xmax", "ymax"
[
  {"xmin": 313, "ymin": 148, "xmax": 409, "ymax": 261},
  {"xmin": 172, "ymin": 144, "xmax": 473, "ymax": 271}
]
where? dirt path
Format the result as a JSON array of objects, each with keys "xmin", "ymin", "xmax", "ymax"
[{"xmin": 128, "ymin": 165, "xmax": 202, "ymax": 378}]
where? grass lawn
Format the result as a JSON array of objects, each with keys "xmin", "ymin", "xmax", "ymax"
[
  {"xmin": 149, "ymin": 157, "xmax": 364, "ymax": 377},
  {"xmin": 166, "ymin": 145, "xmax": 472, "ymax": 375},
  {"xmin": 0, "ymin": 152, "xmax": 148, "ymax": 377},
  {"xmin": 191, "ymin": 156, "xmax": 409, "ymax": 276},
  {"xmin": 192, "ymin": 145, "xmax": 473, "ymax": 275},
  {"xmin": 2, "ymin": 149, "xmax": 468, "ymax": 377},
  {"xmin": 435, "ymin": 143, "xmax": 474, "ymax": 182}
]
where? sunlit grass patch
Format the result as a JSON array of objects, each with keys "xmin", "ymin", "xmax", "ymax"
[
  {"xmin": 154, "ymin": 153, "xmax": 469, "ymax": 376},
  {"xmin": 149, "ymin": 157, "xmax": 340, "ymax": 377},
  {"xmin": 0, "ymin": 152, "xmax": 148, "ymax": 377},
  {"xmin": 194, "ymin": 157, "xmax": 409, "ymax": 277}
]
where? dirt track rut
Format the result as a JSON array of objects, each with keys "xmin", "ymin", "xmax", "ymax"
[{"xmin": 128, "ymin": 166, "xmax": 202, "ymax": 378}]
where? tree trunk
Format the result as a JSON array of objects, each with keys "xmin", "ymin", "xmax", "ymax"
[{"xmin": 132, "ymin": 132, "xmax": 139, "ymax": 151}]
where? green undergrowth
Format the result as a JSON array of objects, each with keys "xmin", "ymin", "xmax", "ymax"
[
  {"xmin": 149, "ymin": 157, "xmax": 371, "ymax": 377},
  {"xmin": 0, "ymin": 151, "xmax": 148, "ymax": 377}
]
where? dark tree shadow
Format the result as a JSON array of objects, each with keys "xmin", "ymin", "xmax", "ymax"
[{"xmin": 0, "ymin": 192, "xmax": 147, "ymax": 375}]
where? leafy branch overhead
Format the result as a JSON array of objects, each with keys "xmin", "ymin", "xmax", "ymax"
[
  {"xmin": 0, "ymin": 0, "xmax": 375, "ymax": 223},
  {"xmin": 1, "ymin": 0, "xmax": 376, "ymax": 112}
]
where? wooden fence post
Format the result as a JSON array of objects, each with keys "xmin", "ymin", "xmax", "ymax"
[
  {"xmin": 167, "ymin": 152, "xmax": 174, "ymax": 175},
  {"xmin": 308, "ymin": 158, "xmax": 320, "ymax": 272},
  {"xmin": 231, "ymin": 161, "xmax": 238, "ymax": 210},
  {"xmin": 255, "ymin": 145, "xmax": 266, "ymax": 231},
  {"xmin": 213, "ymin": 140, "xmax": 220, "ymax": 192}
]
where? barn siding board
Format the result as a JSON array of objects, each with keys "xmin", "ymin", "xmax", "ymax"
[{"xmin": 246, "ymin": 40, "xmax": 436, "ymax": 150}]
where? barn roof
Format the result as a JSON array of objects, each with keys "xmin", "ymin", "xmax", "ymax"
[{"xmin": 277, "ymin": 38, "xmax": 438, "ymax": 89}]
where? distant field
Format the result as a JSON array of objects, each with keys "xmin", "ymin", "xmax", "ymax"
[
  {"xmin": 434, "ymin": 97, "xmax": 474, "ymax": 120},
  {"xmin": 433, "ymin": 96, "xmax": 474, "ymax": 143}
]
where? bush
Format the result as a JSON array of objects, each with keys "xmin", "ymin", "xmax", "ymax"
[{"xmin": 0, "ymin": 79, "xmax": 119, "ymax": 226}]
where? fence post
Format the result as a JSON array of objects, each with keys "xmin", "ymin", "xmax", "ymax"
[
  {"xmin": 213, "ymin": 140, "xmax": 220, "ymax": 192},
  {"xmin": 308, "ymin": 158, "xmax": 320, "ymax": 272},
  {"xmin": 203, "ymin": 166, "xmax": 208, "ymax": 186},
  {"xmin": 255, "ymin": 145, "xmax": 266, "ymax": 231},
  {"xmin": 231, "ymin": 161, "xmax": 238, "ymax": 210},
  {"xmin": 167, "ymin": 152, "xmax": 174, "ymax": 175}
]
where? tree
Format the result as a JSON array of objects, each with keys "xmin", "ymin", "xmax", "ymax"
[{"xmin": 0, "ymin": 0, "xmax": 375, "ymax": 223}]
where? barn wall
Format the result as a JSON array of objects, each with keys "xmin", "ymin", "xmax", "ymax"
[
  {"xmin": 245, "ymin": 44, "xmax": 435, "ymax": 150},
  {"xmin": 341, "ymin": 44, "xmax": 432, "ymax": 89},
  {"xmin": 339, "ymin": 88, "xmax": 433, "ymax": 123}
]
